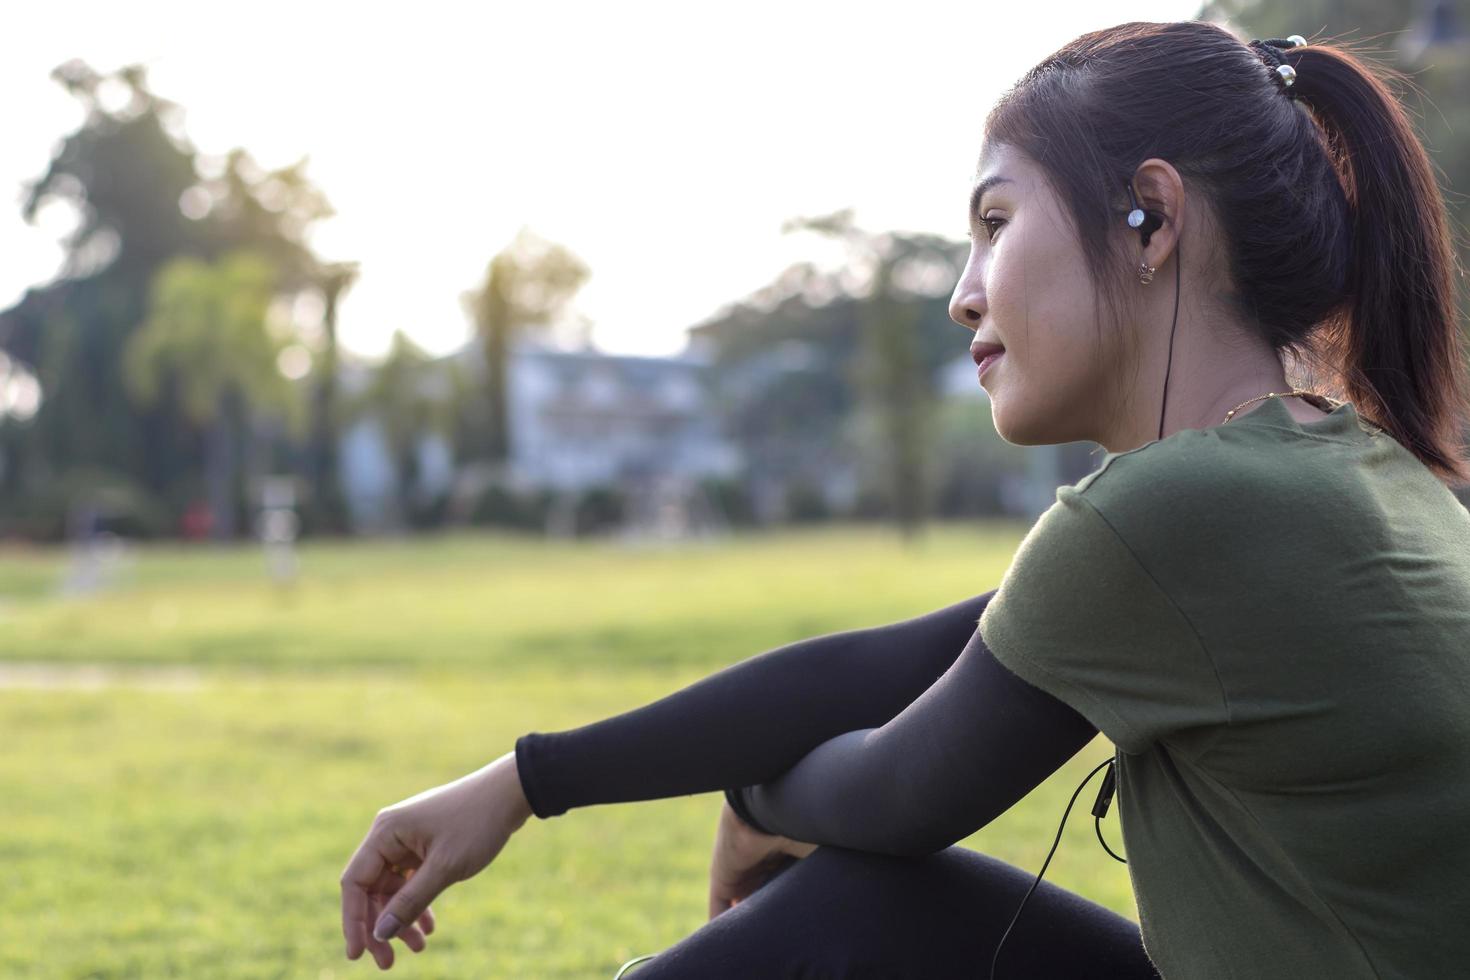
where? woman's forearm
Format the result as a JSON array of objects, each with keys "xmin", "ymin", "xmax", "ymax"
[
  {"xmin": 733, "ymin": 630, "xmax": 1099, "ymax": 855},
  {"xmin": 513, "ymin": 589, "xmax": 998, "ymax": 819}
]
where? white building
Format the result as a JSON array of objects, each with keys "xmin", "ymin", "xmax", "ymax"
[
  {"xmin": 337, "ymin": 334, "xmax": 743, "ymax": 531},
  {"xmin": 501, "ymin": 336, "xmax": 741, "ymax": 491}
]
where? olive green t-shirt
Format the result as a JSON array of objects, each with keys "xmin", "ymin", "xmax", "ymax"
[{"xmin": 978, "ymin": 394, "xmax": 1470, "ymax": 980}]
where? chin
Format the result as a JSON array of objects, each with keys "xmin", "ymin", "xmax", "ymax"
[
  {"xmin": 988, "ymin": 402, "xmax": 1032, "ymax": 447},
  {"xmin": 990, "ymin": 400, "xmax": 1067, "ymax": 448}
]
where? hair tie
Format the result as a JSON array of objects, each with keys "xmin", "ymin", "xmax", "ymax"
[{"xmin": 1248, "ymin": 35, "xmax": 1307, "ymax": 98}]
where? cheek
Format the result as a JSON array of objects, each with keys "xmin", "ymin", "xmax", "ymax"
[
  {"xmin": 990, "ymin": 229, "xmax": 1093, "ymax": 359},
  {"xmin": 987, "ymin": 247, "xmax": 1042, "ymax": 358}
]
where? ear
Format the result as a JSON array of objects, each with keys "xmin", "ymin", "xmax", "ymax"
[{"xmin": 1129, "ymin": 158, "xmax": 1186, "ymax": 270}]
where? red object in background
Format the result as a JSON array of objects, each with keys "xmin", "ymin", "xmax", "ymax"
[{"xmin": 180, "ymin": 500, "xmax": 213, "ymax": 540}]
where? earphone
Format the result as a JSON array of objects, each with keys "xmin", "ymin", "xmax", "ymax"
[
  {"xmin": 1125, "ymin": 178, "xmax": 1185, "ymax": 443},
  {"xmin": 1126, "ymin": 180, "xmax": 1164, "ymax": 247},
  {"xmin": 989, "ymin": 179, "xmax": 1169, "ymax": 978}
]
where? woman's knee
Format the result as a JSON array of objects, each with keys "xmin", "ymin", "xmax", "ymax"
[{"xmin": 632, "ymin": 846, "xmax": 994, "ymax": 978}]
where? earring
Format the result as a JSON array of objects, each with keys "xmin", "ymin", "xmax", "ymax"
[{"xmin": 1138, "ymin": 262, "xmax": 1156, "ymax": 284}]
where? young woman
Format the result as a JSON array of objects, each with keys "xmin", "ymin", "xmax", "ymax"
[{"xmin": 340, "ymin": 21, "xmax": 1470, "ymax": 977}]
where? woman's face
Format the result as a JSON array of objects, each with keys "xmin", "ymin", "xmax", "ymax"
[{"xmin": 949, "ymin": 140, "xmax": 1130, "ymax": 446}]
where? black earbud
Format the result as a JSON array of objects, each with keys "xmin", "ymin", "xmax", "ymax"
[{"xmin": 1124, "ymin": 180, "xmax": 1164, "ymax": 248}]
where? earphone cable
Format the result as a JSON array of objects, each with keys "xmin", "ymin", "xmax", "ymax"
[
  {"xmin": 1158, "ymin": 240, "xmax": 1183, "ymax": 442},
  {"xmin": 989, "ymin": 756, "xmax": 1125, "ymax": 980}
]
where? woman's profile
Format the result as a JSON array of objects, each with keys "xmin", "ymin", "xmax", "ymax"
[{"xmin": 339, "ymin": 20, "xmax": 1470, "ymax": 977}]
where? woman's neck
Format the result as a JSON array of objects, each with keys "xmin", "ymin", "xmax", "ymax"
[{"xmin": 1102, "ymin": 319, "xmax": 1318, "ymax": 452}]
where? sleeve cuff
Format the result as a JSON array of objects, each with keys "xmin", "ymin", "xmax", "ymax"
[{"xmin": 514, "ymin": 733, "xmax": 562, "ymax": 819}]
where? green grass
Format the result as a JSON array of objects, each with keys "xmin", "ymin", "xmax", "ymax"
[{"xmin": 0, "ymin": 521, "xmax": 1136, "ymax": 978}]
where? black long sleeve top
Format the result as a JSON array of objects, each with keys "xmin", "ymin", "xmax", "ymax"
[{"xmin": 513, "ymin": 588, "xmax": 1098, "ymax": 856}]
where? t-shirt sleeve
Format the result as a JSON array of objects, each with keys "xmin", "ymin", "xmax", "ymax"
[{"xmin": 978, "ymin": 486, "xmax": 1228, "ymax": 756}]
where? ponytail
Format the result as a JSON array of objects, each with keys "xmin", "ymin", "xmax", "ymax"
[{"xmin": 1287, "ymin": 37, "xmax": 1470, "ymax": 486}]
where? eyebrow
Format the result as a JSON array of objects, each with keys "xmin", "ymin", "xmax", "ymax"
[{"xmin": 968, "ymin": 175, "xmax": 1014, "ymax": 220}]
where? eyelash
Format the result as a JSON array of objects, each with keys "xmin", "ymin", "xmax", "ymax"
[{"xmin": 968, "ymin": 217, "xmax": 1006, "ymax": 244}]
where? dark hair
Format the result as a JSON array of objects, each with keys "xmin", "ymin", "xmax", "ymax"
[{"xmin": 983, "ymin": 20, "xmax": 1470, "ymax": 487}]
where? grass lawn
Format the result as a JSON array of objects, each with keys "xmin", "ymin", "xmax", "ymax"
[{"xmin": 1, "ymin": 521, "xmax": 1136, "ymax": 978}]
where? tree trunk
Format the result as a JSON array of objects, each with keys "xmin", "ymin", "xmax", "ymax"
[{"xmin": 308, "ymin": 280, "xmax": 347, "ymax": 533}]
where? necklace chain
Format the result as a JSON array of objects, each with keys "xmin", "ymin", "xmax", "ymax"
[{"xmin": 1221, "ymin": 388, "xmax": 1333, "ymax": 424}]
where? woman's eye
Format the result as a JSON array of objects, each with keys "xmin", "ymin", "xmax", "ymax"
[{"xmin": 967, "ymin": 218, "xmax": 1005, "ymax": 243}]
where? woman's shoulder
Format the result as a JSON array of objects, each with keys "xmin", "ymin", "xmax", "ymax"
[
  {"xmin": 1064, "ymin": 426, "xmax": 1315, "ymax": 541},
  {"xmin": 1073, "ymin": 426, "xmax": 1249, "ymax": 493}
]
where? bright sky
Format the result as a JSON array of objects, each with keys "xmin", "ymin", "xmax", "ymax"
[{"xmin": 3, "ymin": 0, "xmax": 1203, "ymax": 361}]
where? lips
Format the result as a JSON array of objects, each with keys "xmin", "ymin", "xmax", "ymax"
[{"xmin": 970, "ymin": 343, "xmax": 1005, "ymax": 366}]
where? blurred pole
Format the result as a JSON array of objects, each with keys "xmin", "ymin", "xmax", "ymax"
[
  {"xmin": 257, "ymin": 476, "xmax": 300, "ymax": 588},
  {"xmin": 1025, "ymin": 443, "xmax": 1060, "ymax": 525}
]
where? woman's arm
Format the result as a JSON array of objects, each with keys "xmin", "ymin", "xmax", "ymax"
[
  {"xmin": 513, "ymin": 589, "xmax": 998, "ymax": 818},
  {"xmin": 732, "ymin": 627, "xmax": 1099, "ymax": 856}
]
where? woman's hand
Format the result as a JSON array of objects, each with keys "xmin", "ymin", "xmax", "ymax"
[
  {"xmin": 708, "ymin": 798, "xmax": 818, "ymax": 920},
  {"xmin": 340, "ymin": 750, "xmax": 534, "ymax": 970}
]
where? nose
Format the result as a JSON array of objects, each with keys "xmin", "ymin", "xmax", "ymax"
[{"xmin": 948, "ymin": 268, "xmax": 985, "ymax": 331}]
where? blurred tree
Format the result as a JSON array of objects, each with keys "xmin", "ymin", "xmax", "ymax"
[
  {"xmin": 863, "ymin": 225, "xmax": 968, "ymax": 539},
  {"xmin": 123, "ymin": 251, "xmax": 302, "ymax": 540},
  {"xmin": 460, "ymin": 228, "xmax": 590, "ymax": 463},
  {"xmin": 344, "ymin": 330, "xmax": 452, "ymax": 527},
  {"xmin": 691, "ymin": 289, "xmax": 861, "ymax": 520},
  {"xmin": 693, "ymin": 210, "xmax": 967, "ymax": 538},
  {"xmin": 0, "ymin": 60, "xmax": 339, "ymax": 537},
  {"xmin": 194, "ymin": 147, "xmax": 333, "ymax": 291}
]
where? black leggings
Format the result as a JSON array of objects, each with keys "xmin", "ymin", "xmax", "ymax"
[{"xmin": 630, "ymin": 843, "xmax": 1159, "ymax": 979}]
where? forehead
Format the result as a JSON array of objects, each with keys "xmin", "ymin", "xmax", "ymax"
[
  {"xmin": 973, "ymin": 140, "xmax": 1030, "ymax": 187},
  {"xmin": 969, "ymin": 142, "xmax": 1032, "ymax": 221}
]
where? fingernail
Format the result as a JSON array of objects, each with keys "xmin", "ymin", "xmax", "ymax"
[{"xmin": 373, "ymin": 912, "xmax": 402, "ymax": 942}]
